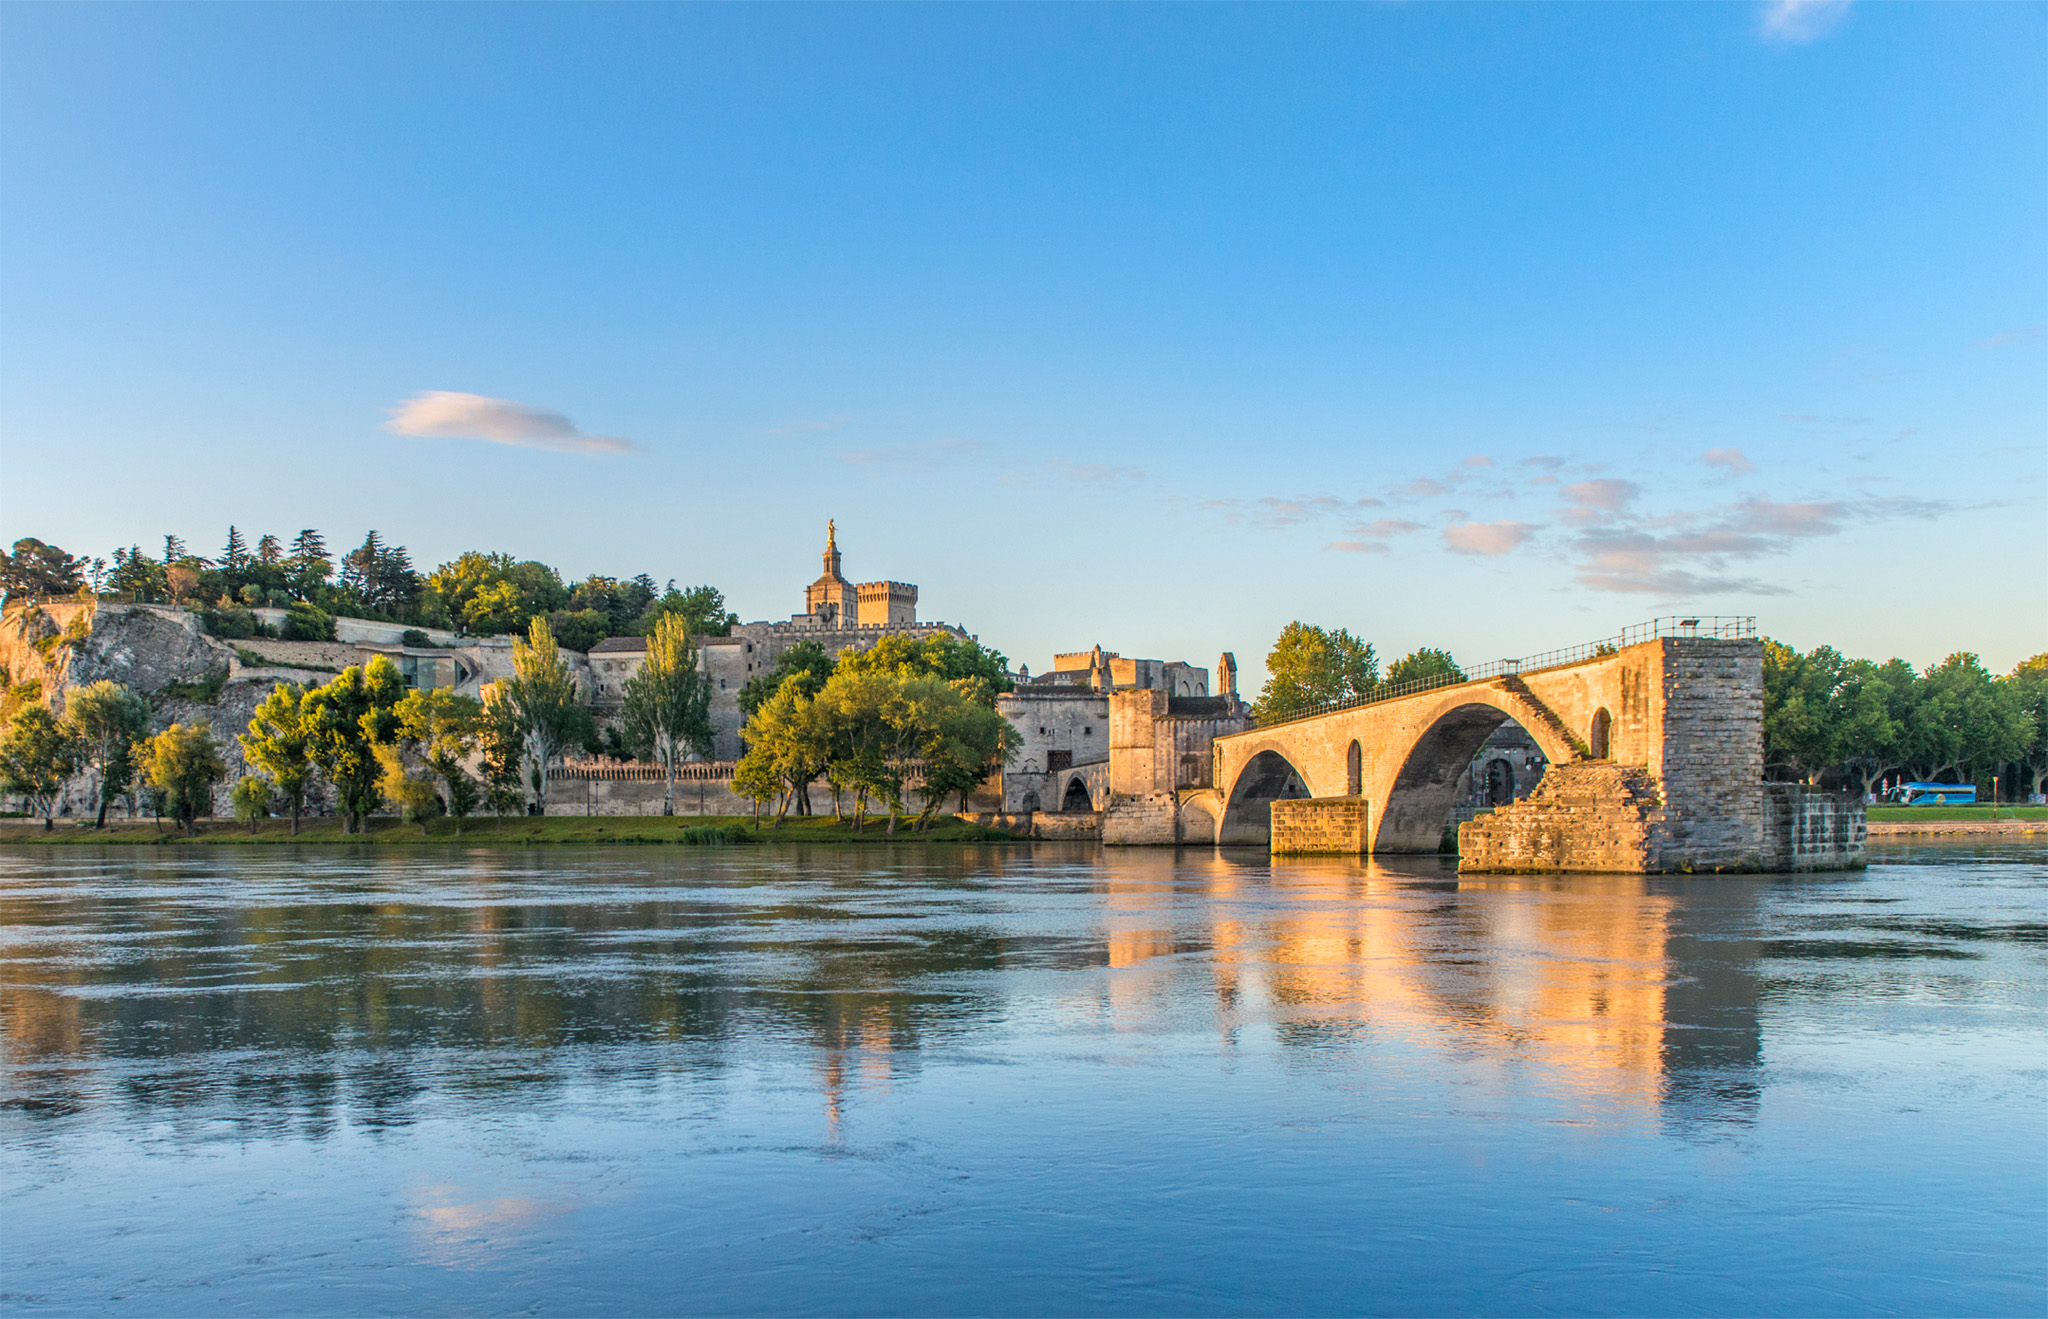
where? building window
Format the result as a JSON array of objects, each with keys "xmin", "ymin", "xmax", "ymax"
[{"xmin": 1083, "ymin": 726, "xmax": 1091, "ymax": 736}]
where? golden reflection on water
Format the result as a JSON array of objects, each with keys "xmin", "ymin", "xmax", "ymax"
[{"xmin": 1098, "ymin": 856, "xmax": 1680, "ymax": 1110}]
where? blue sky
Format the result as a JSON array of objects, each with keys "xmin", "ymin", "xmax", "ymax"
[{"xmin": 3, "ymin": 1, "xmax": 2042, "ymax": 682}]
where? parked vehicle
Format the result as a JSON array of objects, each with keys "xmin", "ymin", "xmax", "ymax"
[{"xmin": 1886, "ymin": 782, "xmax": 1978, "ymax": 806}]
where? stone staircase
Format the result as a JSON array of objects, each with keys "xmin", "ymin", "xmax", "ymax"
[{"xmin": 1495, "ymin": 674, "xmax": 1591, "ymax": 761}]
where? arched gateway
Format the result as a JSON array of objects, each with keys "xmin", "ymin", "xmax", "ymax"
[{"xmin": 1210, "ymin": 625, "xmax": 1864, "ymax": 873}]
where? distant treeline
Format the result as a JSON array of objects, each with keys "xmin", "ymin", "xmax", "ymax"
[
  {"xmin": 1762, "ymin": 641, "xmax": 2045, "ymax": 800},
  {"xmin": 0, "ymin": 531, "xmax": 736, "ymax": 652}
]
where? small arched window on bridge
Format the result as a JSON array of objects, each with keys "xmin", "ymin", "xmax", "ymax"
[
  {"xmin": 1346, "ymin": 740, "xmax": 1362, "ymax": 796},
  {"xmin": 1590, "ymin": 708, "xmax": 1612, "ymax": 760}
]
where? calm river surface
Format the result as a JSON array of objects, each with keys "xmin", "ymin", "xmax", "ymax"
[{"xmin": 2, "ymin": 841, "xmax": 2043, "ymax": 1316}]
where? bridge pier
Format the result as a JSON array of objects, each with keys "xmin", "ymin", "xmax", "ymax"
[{"xmin": 1270, "ymin": 796, "xmax": 1370, "ymax": 856}]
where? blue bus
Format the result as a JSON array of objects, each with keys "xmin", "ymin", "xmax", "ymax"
[{"xmin": 1887, "ymin": 782, "xmax": 1977, "ymax": 806}]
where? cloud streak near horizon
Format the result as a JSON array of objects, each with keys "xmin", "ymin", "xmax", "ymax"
[{"xmin": 386, "ymin": 391, "xmax": 638, "ymax": 456}]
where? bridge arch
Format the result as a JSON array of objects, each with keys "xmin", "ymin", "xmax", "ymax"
[
  {"xmin": 1373, "ymin": 701, "xmax": 1559, "ymax": 852},
  {"xmin": 1218, "ymin": 747, "xmax": 1311, "ymax": 845}
]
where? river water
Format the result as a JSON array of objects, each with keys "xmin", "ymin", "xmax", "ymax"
[{"xmin": 1, "ymin": 841, "xmax": 2042, "ymax": 1316}]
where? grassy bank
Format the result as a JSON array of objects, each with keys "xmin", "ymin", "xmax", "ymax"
[
  {"xmin": 0, "ymin": 813, "xmax": 1028, "ymax": 847},
  {"xmin": 1865, "ymin": 805, "xmax": 2048, "ymax": 822}
]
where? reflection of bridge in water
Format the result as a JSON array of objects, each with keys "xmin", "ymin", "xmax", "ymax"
[
  {"xmin": 1095, "ymin": 852, "xmax": 1763, "ymax": 1121},
  {"xmin": 1174, "ymin": 618, "xmax": 1862, "ymax": 873}
]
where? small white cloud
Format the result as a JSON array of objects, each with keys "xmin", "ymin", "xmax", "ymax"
[
  {"xmin": 1324, "ymin": 540, "xmax": 1392, "ymax": 555},
  {"xmin": 1562, "ymin": 479, "xmax": 1641, "ymax": 512},
  {"xmin": 1975, "ymin": 324, "xmax": 2047, "ymax": 350},
  {"xmin": 1759, "ymin": 0, "xmax": 1851, "ymax": 43},
  {"xmin": 1701, "ymin": 447, "xmax": 1756, "ymax": 475},
  {"xmin": 1444, "ymin": 520, "xmax": 1538, "ymax": 556},
  {"xmin": 386, "ymin": 391, "xmax": 637, "ymax": 456}
]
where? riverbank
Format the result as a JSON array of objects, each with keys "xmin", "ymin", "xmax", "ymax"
[
  {"xmin": 1868, "ymin": 819, "xmax": 2045, "ymax": 837},
  {"xmin": 0, "ymin": 814, "xmax": 1028, "ymax": 846}
]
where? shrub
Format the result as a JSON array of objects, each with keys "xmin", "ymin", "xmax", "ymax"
[
  {"xmin": 230, "ymin": 775, "xmax": 271, "ymax": 831},
  {"xmin": 201, "ymin": 606, "xmax": 258, "ymax": 639},
  {"xmin": 280, "ymin": 603, "xmax": 336, "ymax": 642},
  {"xmin": 401, "ymin": 628, "xmax": 432, "ymax": 648}
]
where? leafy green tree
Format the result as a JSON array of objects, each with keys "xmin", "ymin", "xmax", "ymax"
[
  {"xmin": 424, "ymin": 552, "xmax": 569, "ymax": 637},
  {"xmin": 2008, "ymin": 655, "xmax": 2048, "ymax": 800},
  {"xmin": 1915, "ymin": 652, "xmax": 2030, "ymax": 787},
  {"xmin": 109, "ymin": 547, "xmax": 166, "ymax": 602},
  {"xmin": 0, "ymin": 705, "xmax": 80, "ymax": 829},
  {"xmin": 134, "ymin": 721, "xmax": 226, "ymax": 831},
  {"xmin": 229, "ymin": 775, "xmax": 271, "ymax": 832},
  {"xmin": 0, "ymin": 538, "xmax": 86, "ymax": 604},
  {"xmin": 636, "ymin": 583, "xmax": 737, "ymax": 638},
  {"xmin": 736, "ymin": 674, "xmax": 835, "ymax": 823},
  {"xmin": 220, "ymin": 526, "xmax": 250, "ymax": 575},
  {"xmin": 835, "ymin": 634, "xmax": 1011, "ymax": 699},
  {"xmin": 286, "ymin": 530, "xmax": 332, "ymax": 600},
  {"xmin": 1762, "ymin": 640, "xmax": 1847, "ymax": 783},
  {"xmin": 478, "ymin": 694, "xmax": 529, "ymax": 823},
  {"xmin": 280, "ymin": 602, "xmax": 336, "ymax": 641},
  {"xmin": 908, "ymin": 678, "xmax": 1019, "ymax": 829},
  {"xmin": 1831, "ymin": 658, "xmax": 1918, "ymax": 796},
  {"xmin": 546, "ymin": 608, "xmax": 611, "ymax": 654},
  {"xmin": 620, "ymin": 614, "xmax": 715, "ymax": 815},
  {"xmin": 500, "ymin": 617, "xmax": 594, "ymax": 815},
  {"xmin": 302, "ymin": 658, "xmax": 406, "ymax": 832},
  {"xmin": 1252, "ymin": 623, "xmax": 1379, "ymax": 722},
  {"xmin": 64, "ymin": 680, "xmax": 150, "ymax": 826},
  {"xmin": 375, "ymin": 743, "xmax": 443, "ymax": 835},
  {"xmin": 737, "ymin": 641, "xmax": 837, "ymax": 720},
  {"xmin": 255, "ymin": 534, "xmax": 285, "ymax": 566},
  {"xmin": 394, "ymin": 687, "xmax": 485, "ymax": 833},
  {"xmin": 1384, "ymin": 647, "xmax": 1464, "ymax": 689},
  {"xmin": 240, "ymin": 681, "xmax": 316, "ymax": 834}
]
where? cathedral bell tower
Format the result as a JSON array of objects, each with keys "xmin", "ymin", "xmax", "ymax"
[{"xmin": 805, "ymin": 520, "xmax": 857, "ymax": 626}]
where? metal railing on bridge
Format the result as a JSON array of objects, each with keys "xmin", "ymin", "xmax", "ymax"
[{"xmin": 1251, "ymin": 616, "xmax": 1756, "ymax": 729}]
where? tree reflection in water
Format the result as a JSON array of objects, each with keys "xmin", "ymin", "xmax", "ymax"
[{"xmin": 1, "ymin": 846, "xmax": 1769, "ymax": 1138}]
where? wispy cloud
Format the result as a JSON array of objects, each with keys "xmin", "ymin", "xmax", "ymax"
[
  {"xmin": 1701, "ymin": 447, "xmax": 1756, "ymax": 475},
  {"xmin": 1049, "ymin": 461, "xmax": 1144, "ymax": 485},
  {"xmin": 839, "ymin": 438, "xmax": 985, "ymax": 468},
  {"xmin": 1975, "ymin": 324, "xmax": 2048, "ymax": 350},
  {"xmin": 1444, "ymin": 520, "xmax": 1539, "ymax": 557},
  {"xmin": 1202, "ymin": 494, "xmax": 1382, "ymax": 529},
  {"xmin": 1324, "ymin": 540, "xmax": 1392, "ymax": 555},
  {"xmin": 1759, "ymin": 0, "xmax": 1851, "ymax": 43},
  {"xmin": 1569, "ymin": 494, "xmax": 1950, "ymax": 595},
  {"xmin": 1559, "ymin": 479, "xmax": 1642, "ymax": 525},
  {"xmin": 760, "ymin": 415, "xmax": 850, "ymax": 436},
  {"xmin": 385, "ymin": 391, "xmax": 637, "ymax": 456}
]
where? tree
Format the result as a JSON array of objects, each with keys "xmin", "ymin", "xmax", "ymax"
[
  {"xmin": 394, "ymin": 687, "xmax": 485, "ymax": 833},
  {"xmin": 109, "ymin": 547, "xmax": 166, "ymax": 602},
  {"xmin": 547, "ymin": 608, "xmax": 611, "ymax": 654},
  {"xmin": 165, "ymin": 562, "xmax": 201, "ymax": 605},
  {"xmin": 301, "ymin": 658, "xmax": 406, "ymax": 832},
  {"xmin": 375, "ymin": 744, "xmax": 443, "ymax": 835},
  {"xmin": 255, "ymin": 534, "xmax": 285, "ymax": 566},
  {"xmin": 908, "ymin": 677, "xmax": 1018, "ymax": 829},
  {"xmin": 0, "ymin": 538, "xmax": 87, "ymax": 604},
  {"xmin": 240, "ymin": 681, "xmax": 315, "ymax": 834},
  {"xmin": 2007, "ymin": 655, "xmax": 2048, "ymax": 800},
  {"xmin": 620, "ymin": 614, "xmax": 715, "ymax": 815},
  {"xmin": 230, "ymin": 775, "xmax": 271, "ymax": 832},
  {"xmin": 162, "ymin": 535, "xmax": 187, "ymax": 566},
  {"xmin": 280, "ymin": 602, "xmax": 336, "ymax": 642},
  {"xmin": 221, "ymin": 526, "xmax": 250, "ymax": 574},
  {"xmin": 636, "ymin": 583, "xmax": 737, "ymax": 638},
  {"xmin": 736, "ymin": 674, "xmax": 833, "ymax": 824},
  {"xmin": 1252, "ymin": 623, "xmax": 1378, "ymax": 722},
  {"xmin": 835, "ymin": 634, "xmax": 1012, "ymax": 698},
  {"xmin": 0, "ymin": 705, "xmax": 79, "ymax": 829},
  {"xmin": 500, "ymin": 616, "xmax": 593, "ymax": 816},
  {"xmin": 64, "ymin": 680, "xmax": 150, "ymax": 826},
  {"xmin": 1384, "ymin": 648, "xmax": 1464, "ymax": 689},
  {"xmin": 1762, "ymin": 641, "xmax": 1848, "ymax": 783},
  {"xmin": 287, "ymin": 530, "xmax": 332, "ymax": 600},
  {"xmin": 478, "ymin": 693, "xmax": 529, "ymax": 823},
  {"xmin": 424, "ymin": 552, "xmax": 569, "ymax": 637},
  {"xmin": 1915, "ymin": 653, "xmax": 2029, "ymax": 786},
  {"xmin": 737, "ymin": 641, "xmax": 837, "ymax": 720},
  {"xmin": 134, "ymin": 721, "xmax": 227, "ymax": 831}
]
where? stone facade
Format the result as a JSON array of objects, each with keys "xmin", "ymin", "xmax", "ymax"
[
  {"xmin": 1759, "ymin": 785, "xmax": 1867, "ymax": 871},
  {"xmin": 1270, "ymin": 796, "xmax": 1370, "ymax": 855}
]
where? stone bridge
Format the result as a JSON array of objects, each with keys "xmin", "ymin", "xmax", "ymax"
[{"xmin": 1183, "ymin": 621, "xmax": 1861, "ymax": 874}]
